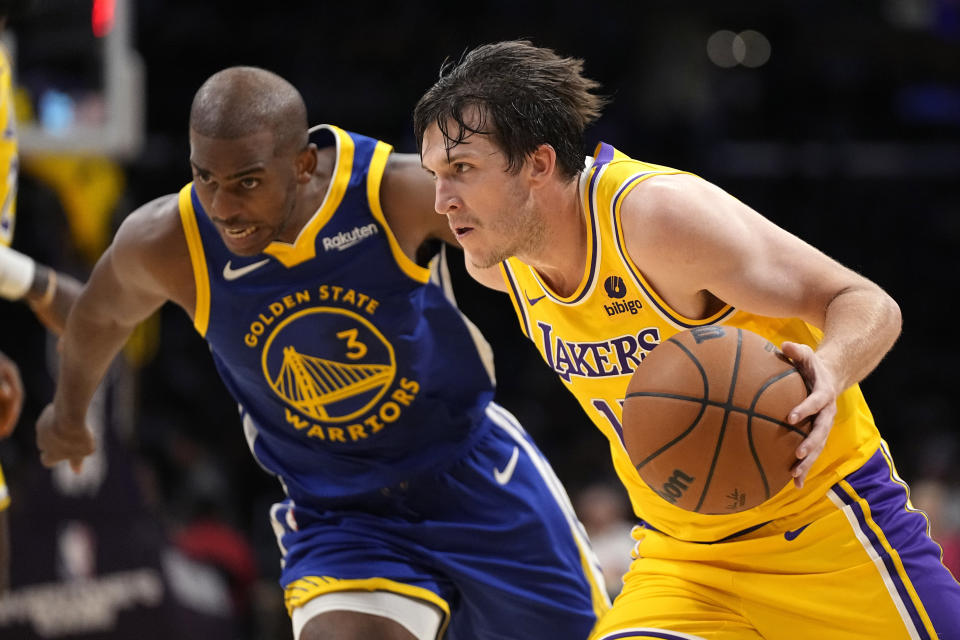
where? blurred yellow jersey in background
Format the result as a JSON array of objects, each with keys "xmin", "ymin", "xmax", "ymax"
[{"xmin": 0, "ymin": 44, "xmax": 18, "ymax": 247}]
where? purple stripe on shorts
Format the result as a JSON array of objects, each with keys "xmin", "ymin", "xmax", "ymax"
[{"xmin": 835, "ymin": 447, "xmax": 960, "ymax": 639}]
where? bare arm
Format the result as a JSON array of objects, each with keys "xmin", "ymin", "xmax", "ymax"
[
  {"xmin": 621, "ymin": 173, "xmax": 901, "ymax": 484},
  {"xmin": 380, "ymin": 152, "xmax": 458, "ymax": 260},
  {"xmin": 23, "ymin": 265, "xmax": 84, "ymax": 335},
  {"xmin": 0, "ymin": 249, "xmax": 83, "ymax": 440},
  {"xmin": 0, "ymin": 244, "xmax": 84, "ymax": 335},
  {"xmin": 36, "ymin": 194, "xmax": 191, "ymax": 470}
]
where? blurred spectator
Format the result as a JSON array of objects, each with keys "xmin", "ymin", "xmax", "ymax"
[
  {"xmin": 174, "ymin": 497, "xmax": 258, "ymax": 635},
  {"xmin": 909, "ymin": 477, "xmax": 960, "ymax": 578},
  {"xmin": 574, "ymin": 482, "xmax": 636, "ymax": 600}
]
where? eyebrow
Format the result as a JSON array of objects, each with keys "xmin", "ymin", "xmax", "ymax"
[
  {"xmin": 421, "ymin": 150, "xmax": 477, "ymax": 171},
  {"xmin": 190, "ymin": 161, "xmax": 266, "ymax": 180},
  {"xmin": 445, "ymin": 151, "xmax": 475, "ymax": 164}
]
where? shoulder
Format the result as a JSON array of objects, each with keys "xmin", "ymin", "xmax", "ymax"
[
  {"xmin": 380, "ymin": 151, "xmax": 438, "ymax": 218},
  {"xmin": 114, "ymin": 193, "xmax": 183, "ymax": 256},
  {"xmin": 110, "ymin": 193, "xmax": 193, "ymax": 300},
  {"xmin": 382, "ymin": 151, "xmax": 432, "ymax": 191},
  {"xmin": 620, "ymin": 173, "xmax": 739, "ymax": 245},
  {"xmin": 624, "ymin": 172, "xmax": 712, "ymax": 214}
]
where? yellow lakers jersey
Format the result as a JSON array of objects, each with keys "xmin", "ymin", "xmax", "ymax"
[
  {"xmin": 500, "ymin": 143, "xmax": 881, "ymax": 542},
  {"xmin": 0, "ymin": 45, "xmax": 18, "ymax": 246}
]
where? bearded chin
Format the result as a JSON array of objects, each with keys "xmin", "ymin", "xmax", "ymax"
[
  {"xmin": 467, "ymin": 194, "xmax": 542, "ymax": 269},
  {"xmin": 468, "ymin": 249, "xmax": 509, "ymax": 270},
  {"xmin": 468, "ymin": 233, "xmax": 530, "ymax": 270}
]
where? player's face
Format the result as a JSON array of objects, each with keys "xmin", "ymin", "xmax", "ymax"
[
  {"xmin": 189, "ymin": 129, "xmax": 301, "ymax": 256},
  {"xmin": 421, "ymin": 122, "xmax": 543, "ymax": 269}
]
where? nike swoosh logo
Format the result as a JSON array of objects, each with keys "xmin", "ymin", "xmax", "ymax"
[
  {"xmin": 524, "ymin": 291, "xmax": 547, "ymax": 306},
  {"xmin": 493, "ymin": 446, "xmax": 520, "ymax": 486},
  {"xmin": 223, "ymin": 258, "xmax": 270, "ymax": 281},
  {"xmin": 783, "ymin": 524, "xmax": 810, "ymax": 541}
]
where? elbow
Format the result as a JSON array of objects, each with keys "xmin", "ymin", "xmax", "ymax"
[{"xmin": 883, "ymin": 290, "xmax": 903, "ymax": 341}]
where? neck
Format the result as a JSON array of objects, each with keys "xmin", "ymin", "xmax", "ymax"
[
  {"xmin": 518, "ymin": 176, "xmax": 586, "ymax": 298},
  {"xmin": 280, "ymin": 149, "xmax": 335, "ymax": 242}
]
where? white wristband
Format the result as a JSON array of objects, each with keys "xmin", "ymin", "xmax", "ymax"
[{"xmin": 0, "ymin": 244, "xmax": 36, "ymax": 300}]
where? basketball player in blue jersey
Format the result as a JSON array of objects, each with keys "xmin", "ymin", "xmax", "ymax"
[
  {"xmin": 35, "ymin": 66, "xmax": 608, "ymax": 639},
  {"xmin": 416, "ymin": 41, "xmax": 960, "ymax": 640}
]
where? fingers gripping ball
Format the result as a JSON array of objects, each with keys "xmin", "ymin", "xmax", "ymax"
[{"xmin": 622, "ymin": 326, "xmax": 812, "ymax": 514}]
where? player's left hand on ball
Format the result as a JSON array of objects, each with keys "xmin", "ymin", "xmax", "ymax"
[{"xmin": 780, "ymin": 341, "xmax": 839, "ymax": 489}]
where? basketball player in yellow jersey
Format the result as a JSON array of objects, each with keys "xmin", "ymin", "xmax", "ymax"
[
  {"xmin": 416, "ymin": 41, "xmax": 960, "ymax": 639},
  {"xmin": 0, "ymin": 1, "xmax": 84, "ymax": 592}
]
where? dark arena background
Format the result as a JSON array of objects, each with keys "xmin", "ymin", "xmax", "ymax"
[{"xmin": 1, "ymin": 1, "xmax": 958, "ymax": 638}]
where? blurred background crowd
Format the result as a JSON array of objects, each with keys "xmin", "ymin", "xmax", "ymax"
[{"xmin": 0, "ymin": 1, "xmax": 958, "ymax": 638}]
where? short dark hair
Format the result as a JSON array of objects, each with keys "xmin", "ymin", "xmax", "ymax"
[
  {"xmin": 189, "ymin": 66, "xmax": 308, "ymax": 156},
  {"xmin": 414, "ymin": 40, "xmax": 607, "ymax": 179}
]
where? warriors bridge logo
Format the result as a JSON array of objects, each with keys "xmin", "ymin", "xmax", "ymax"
[
  {"xmin": 262, "ymin": 307, "xmax": 395, "ymax": 422},
  {"xmin": 244, "ymin": 285, "xmax": 420, "ymax": 443}
]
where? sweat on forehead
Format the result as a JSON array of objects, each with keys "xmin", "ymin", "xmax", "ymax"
[{"xmin": 189, "ymin": 66, "xmax": 308, "ymax": 153}]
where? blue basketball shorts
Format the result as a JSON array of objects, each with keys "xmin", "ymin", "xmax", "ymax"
[
  {"xmin": 272, "ymin": 402, "xmax": 610, "ymax": 639},
  {"xmin": 591, "ymin": 442, "xmax": 960, "ymax": 640}
]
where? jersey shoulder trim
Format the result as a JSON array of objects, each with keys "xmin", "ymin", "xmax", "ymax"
[
  {"xmin": 178, "ymin": 184, "xmax": 211, "ymax": 336},
  {"xmin": 500, "ymin": 260, "xmax": 533, "ymax": 339},
  {"xmin": 365, "ymin": 141, "xmax": 429, "ymax": 283}
]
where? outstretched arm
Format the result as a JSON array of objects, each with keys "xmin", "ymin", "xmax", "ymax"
[
  {"xmin": 0, "ymin": 243, "xmax": 85, "ymax": 335},
  {"xmin": 36, "ymin": 194, "xmax": 189, "ymax": 471},
  {"xmin": 621, "ymin": 173, "xmax": 901, "ymax": 486},
  {"xmin": 25, "ymin": 265, "xmax": 84, "ymax": 335},
  {"xmin": 0, "ymin": 246, "xmax": 82, "ymax": 439}
]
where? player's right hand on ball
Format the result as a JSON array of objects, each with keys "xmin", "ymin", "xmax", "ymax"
[{"xmin": 35, "ymin": 403, "xmax": 95, "ymax": 473}]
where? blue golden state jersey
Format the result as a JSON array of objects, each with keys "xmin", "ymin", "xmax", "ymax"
[
  {"xmin": 178, "ymin": 125, "xmax": 496, "ymax": 503},
  {"xmin": 0, "ymin": 45, "xmax": 18, "ymax": 246},
  {"xmin": 500, "ymin": 143, "xmax": 881, "ymax": 543}
]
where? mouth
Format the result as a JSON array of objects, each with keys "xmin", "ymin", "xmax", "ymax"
[
  {"xmin": 449, "ymin": 221, "xmax": 475, "ymax": 240},
  {"xmin": 216, "ymin": 222, "xmax": 266, "ymax": 255},
  {"xmin": 222, "ymin": 224, "xmax": 258, "ymax": 239}
]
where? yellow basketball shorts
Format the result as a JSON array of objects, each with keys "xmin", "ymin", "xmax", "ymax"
[{"xmin": 591, "ymin": 445, "xmax": 960, "ymax": 640}]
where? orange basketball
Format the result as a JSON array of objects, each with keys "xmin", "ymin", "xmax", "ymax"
[{"xmin": 622, "ymin": 326, "xmax": 811, "ymax": 514}]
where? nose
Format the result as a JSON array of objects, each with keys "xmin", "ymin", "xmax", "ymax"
[
  {"xmin": 433, "ymin": 178, "xmax": 461, "ymax": 216},
  {"xmin": 209, "ymin": 186, "xmax": 243, "ymax": 221}
]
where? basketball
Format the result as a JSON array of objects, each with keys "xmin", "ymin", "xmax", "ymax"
[{"xmin": 622, "ymin": 326, "xmax": 812, "ymax": 515}]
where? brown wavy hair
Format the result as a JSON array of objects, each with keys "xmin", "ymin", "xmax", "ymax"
[{"xmin": 414, "ymin": 40, "xmax": 607, "ymax": 180}]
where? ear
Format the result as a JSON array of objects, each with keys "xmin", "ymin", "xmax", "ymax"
[
  {"xmin": 295, "ymin": 144, "xmax": 318, "ymax": 184},
  {"xmin": 527, "ymin": 143, "xmax": 558, "ymax": 186}
]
